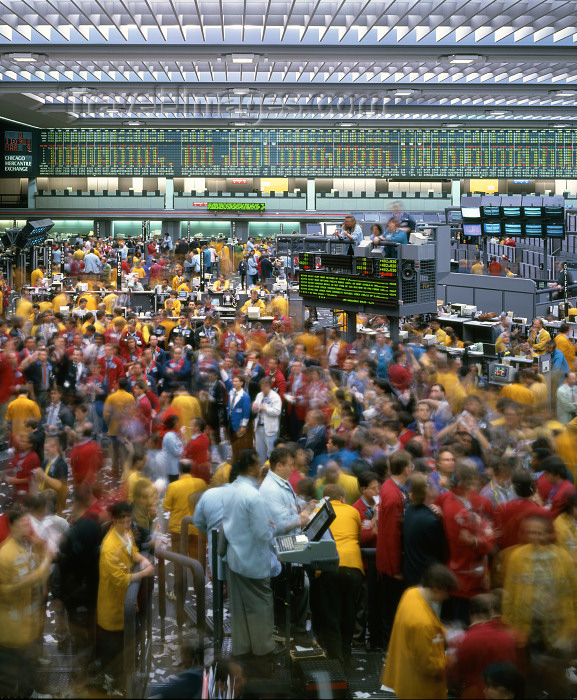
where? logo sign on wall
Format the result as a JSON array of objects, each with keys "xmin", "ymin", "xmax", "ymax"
[{"xmin": 3, "ymin": 130, "xmax": 34, "ymax": 174}]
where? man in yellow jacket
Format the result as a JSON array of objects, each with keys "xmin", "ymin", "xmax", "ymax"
[
  {"xmin": 96, "ymin": 502, "xmax": 153, "ymax": 685},
  {"xmin": 528, "ymin": 317, "xmax": 551, "ymax": 357},
  {"xmin": 103, "ymin": 378, "xmax": 135, "ymax": 476},
  {"xmin": 555, "ymin": 322, "xmax": 576, "ymax": 371},
  {"xmin": 382, "ymin": 564, "xmax": 457, "ymax": 699},
  {"xmin": 312, "ymin": 485, "xmax": 364, "ymax": 666},
  {"xmin": 162, "ymin": 460, "xmax": 206, "ymax": 558},
  {"xmin": 0, "ymin": 507, "xmax": 52, "ymax": 697}
]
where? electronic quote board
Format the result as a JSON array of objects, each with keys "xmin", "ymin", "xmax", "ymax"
[
  {"xmin": 37, "ymin": 127, "xmax": 577, "ymax": 178},
  {"xmin": 299, "ymin": 270, "xmax": 398, "ymax": 307}
]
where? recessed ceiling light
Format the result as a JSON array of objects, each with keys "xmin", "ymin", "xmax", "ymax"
[
  {"xmin": 336, "ymin": 121, "xmax": 357, "ymax": 127},
  {"xmin": 125, "ymin": 120, "xmax": 142, "ymax": 126},
  {"xmin": 551, "ymin": 90, "xmax": 577, "ymax": 97},
  {"xmin": 394, "ymin": 89, "xmax": 415, "ymax": 96},
  {"xmin": 447, "ymin": 54, "xmax": 481, "ymax": 64},
  {"xmin": 4, "ymin": 52, "xmax": 47, "ymax": 62},
  {"xmin": 444, "ymin": 122, "xmax": 465, "ymax": 127},
  {"xmin": 550, "ymin": 122, "xmax": 572, "ymax": 128},
  {"xmin": 232, "ymin": 88, "xmax": 252, "ymax": 95},
  {"xmin": 229, "ymin": 53, "xmax": 257, "ymax": 64}
]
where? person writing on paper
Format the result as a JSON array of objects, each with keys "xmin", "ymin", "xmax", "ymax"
[{"xmin": 334, "ymin": 215, "xmax": 364, "ymax": 246}]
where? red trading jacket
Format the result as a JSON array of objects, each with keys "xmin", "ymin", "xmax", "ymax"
[
  {"xmin": 435, "ymin": 488, "xmax": 496, "ymax": 598},
  {"xmin": 287, "ymin": 373, "xmax": 309, "ymax": 421},
  {"xmin": 98, "ymin": 355, "xmax": 124, "ymax": 391},
  {"xmin": 494, "ymin": 497, "xmax": 550, "ymax": 549},
  {"xmin": 119, "ymin": 329, "xmax": 145, "ymax": 351},
  {"xmin": 546, "ymin": 479, "xmax": 577, "ymax": 519},
  {"xmin": 266, "ymin": 368, "xmax": 287, "ymax": 400},
  {"xmin": 69, "ymin": 438, "xmax": 104, "ymax": 486},
  {"xmin": 452, "ymin": 618, "xmax": 520, "ymax": 699},
  {"xmin": 376, "ymin": 477, "xmax": 408, "ymax": 577},
  {"xmin": 352, "ymin": 497, "xmax": 378, "ymax": 548},
  {"xmin": 184, "ymin": 432, "xmax": 211, "ymax": 483},
  {"xmin": 134, "ymin": 394, "xmax": 152, "ymax": 435},
  {"xmin": 0, "ymin": 352, "xmax": 17, "ymax": 404},
  {"xmin": 12, "ymin": 450, "xmax": 40, "ymax": 494}
]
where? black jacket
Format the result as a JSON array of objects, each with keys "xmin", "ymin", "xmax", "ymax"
[{"xmin": 402, "ymin": 503, "xmax": 447, "ymax": 586}]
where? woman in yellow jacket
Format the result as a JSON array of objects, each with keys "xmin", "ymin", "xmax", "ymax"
[{"xmin": 96, "ymin": 502, "xmax": 154, "ymax": 682}]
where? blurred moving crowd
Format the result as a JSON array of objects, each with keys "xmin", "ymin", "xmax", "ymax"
[{"xmin": 0, "ymin": 230, "xmax": 576, "ymax": 699}]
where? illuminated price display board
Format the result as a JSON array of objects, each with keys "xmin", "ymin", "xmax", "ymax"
[
  {"xmin": 206, "ymin": 202, "xmax": 265, "ymax": 211},
  {"xmin": 37, "ymin": 127, "xmax": 577, "ymax": 178},
  {"xmin": 300, "ymin": 270, "xmax": 398, "ymax": 306}
]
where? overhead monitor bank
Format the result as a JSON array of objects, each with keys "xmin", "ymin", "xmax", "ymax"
[{"xmin": 2, "ymin": 120, "xmax": 577, "ymax": 179}]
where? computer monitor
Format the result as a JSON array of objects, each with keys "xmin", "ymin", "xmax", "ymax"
[
  {"xmin": 545, "ymin": 223, "xmax": 565, "ymax": 238},
  {"xmin": 463, "ymin": 223, "xmax": 482, "ymax": 236},
  {"xmin": 483, "ymin": 221, "xmax": 502, "ymax": 235},
  {"xmin": 502, "ymin": 206, "xmax": 521, "ymax": 217},
  {"xmin": 523, "ymin": 222, "xmax": 543, "ymax": 237},
  {"xmin": 523, "ymin": 206, "xmax": 542, "ymax": 217},
  {"xmin": 481, "ymin": 206, "xmax": 501, "ymax": 217},
  {"xmin": 303, "ymin": 500, "xmax": 336, "ymax": 542},
  {"xmin": 461, "ymin": 206, "xmax": 481, "ymax": 218},
  {"xmin": 504, "ymin": 221, "xmax": 523, "ymax": 236},
  {"xmin": 490, "ymin": 363, "xmax": 515, "ymax": 383}
]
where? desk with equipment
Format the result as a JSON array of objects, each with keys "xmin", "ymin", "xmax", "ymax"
[{"xmin": 275, "ymin": 500, "xmax": 339, "ymax": 664}]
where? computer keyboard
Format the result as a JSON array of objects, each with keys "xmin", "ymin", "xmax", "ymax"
[{"xmin": 276, "ymin": 535, "xmax": 298, "ymax": 553}]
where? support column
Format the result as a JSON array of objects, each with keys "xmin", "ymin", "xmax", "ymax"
[
  {"xmin": 343, "ymin": 312, "xmax": 357, "ymax": 344},
  {"xmin": 306, "ymin": 178, "xmax": 316, "ymax": 211},
  {"xmin": 165, "ymin": 178, "xmax": 174, "ymax": 210},
  {"xmin": 28, "ymin": 177, "xmax": 37, "ymax": 209},
  {"xmin": 451, "ymin": 179, "xmax": 461, "ymax": 206}
]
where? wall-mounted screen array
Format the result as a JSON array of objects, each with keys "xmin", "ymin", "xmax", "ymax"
[
  {"xmin": 299, "ymin": 270, "xmax": 398, "ymax": 306},
  {"xmin": 460, "ymin": 195, "xmax": 565, "ymax": 239},
  {"xmin": 33, "ymin": 127, "xmax": 577, "ymax": 178}
]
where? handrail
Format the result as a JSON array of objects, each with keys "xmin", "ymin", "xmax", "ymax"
[
  {"xmin": 155, "ymin": 544, "xmax": 206, "ymax": 665},
  {"xmin": 124, "ymin": 564, "xmax": 154, "ymax": 699},
  {"xmin": 179, "ymin": 515, "xmax": 207, "ymax": 566}
]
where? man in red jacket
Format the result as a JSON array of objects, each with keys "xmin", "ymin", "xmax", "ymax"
[
  {"xmin": 266, "ymin": 357, "xmax": 286, "ymax": 400},
  {"xmin": 451, "ymin": 593, "xmax": 519, "ymax": 699},
  {"xmin": 435, "ymin": 460, "xmax": 496, "ymax": 624},
  {"xmin": 376, "ymin": 450, "xmax": 412, "ymax": 648},
  {"xmin": 494, "ymin": 469, "xmax": 549, "ymax": 549},
  {"xmin": 98, "ymin": 343, "xmax": 124, "ymax": 392},
  {"xmin": 69, "ymin": 423, "xmax": 104, "ymax": 487},
  {"xmin": 541, "ymin": 456, "xmax": 576, "ymax": 519}
]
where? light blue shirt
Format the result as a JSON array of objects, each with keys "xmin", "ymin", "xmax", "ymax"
[
  {"xmin": 222, "ymin": 475, "xmax": 275, "ymax": 579},
  {"xmin": 339, "ymin": 223, "xmax": 364, "ymax": 246},
  {"xmin": 162, "ymin": 430, "xmax": 183, "ymax": 476},
  {"xmin": 247, "ymin": 257, "xmax": 259, "ymax": 276},
  {"xmin": 83, "ymin": 252, "xmax": 101, "ymax": 274},
  {"xmin": 194, "ymin": 485, "xmax": 228, "ymax": 580},
  {"xmin": 259, "ymin": 470, "xmax": 301, "ymax": 536}
]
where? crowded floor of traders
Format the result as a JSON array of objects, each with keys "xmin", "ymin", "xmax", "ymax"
[{"xmin": 1, "ymin": 218, "xmax": 577, "ymax": 700}]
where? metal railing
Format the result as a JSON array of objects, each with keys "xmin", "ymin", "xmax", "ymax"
[
  {"xmin": 124, "ymin": 563, "xmax": 154, "ymax": 699},
  {"xmin": 155, "ymin": 545, "xmax": 206, "ymax": 665}
]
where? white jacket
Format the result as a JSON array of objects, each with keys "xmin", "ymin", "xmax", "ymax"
[{"xmin": 252, "ymin": 390, "xmax": 282, "ymax": 436}]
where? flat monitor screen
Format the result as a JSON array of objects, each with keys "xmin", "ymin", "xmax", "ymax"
[
  {"xmin": 523, "ymin": 206, "xmax": 542, "ymax": 217},
  {"xmin": 463, "ymin": 223, "xmax": 482, "ymax": 236},
  {"xmin": 303, "ymin": 500, "xmax": 336, "ymax": 542},
  {"xmin": 447, "ymin": 210, "xmax": 462, "ymax": 222},
  {"xmin": 492, "ymin": 364, "xmax": 513, "ymax": 382},
  {"xmin": 504, "ymin": 221, "xmax": 523, "ymax": 236},
  {"xmin": 544, "ymin": 206, "xmax": 564, "ymax": 218},
  {"xmin": 461, "ymin": 206, "xmax": 481, "ymax": 218},
  {"xmin": 545, "ymin": 223, "xmax": 565, "ymax": 238},
  {"xmin": 524, "ymin": 222, "xmax": 543, "ymax": 237},
  {"xmin": 483, "ymin": 222, "xmax": 502, "ymax": 235},
  {"xmin": 502, "ymin": 206, "xmax": 521, "ymax": 217},
  {"xmin": 481, "ymin": 206, "xmax": 500, "ymax": 217}
]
